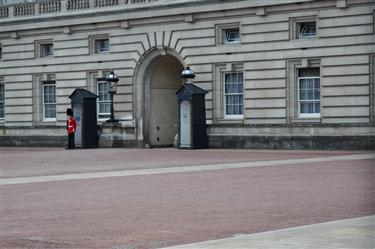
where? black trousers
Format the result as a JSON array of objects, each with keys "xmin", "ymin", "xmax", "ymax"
[{"xmin": 68, "ymin": 133, "xmax": 75, "ymax": 149}]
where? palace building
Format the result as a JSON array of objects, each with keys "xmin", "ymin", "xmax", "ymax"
[{"xmin": 0, "ymin": 0, "xmax": 374, "ymax": 149}]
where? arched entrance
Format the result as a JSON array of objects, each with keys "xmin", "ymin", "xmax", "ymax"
[
  {"xmin": 149, "ymin": 55, "xmax": 183, "ymax": 146},
  {"xmin": 134, "ymin": 48, "xmax": 184, "ymax": 147}
]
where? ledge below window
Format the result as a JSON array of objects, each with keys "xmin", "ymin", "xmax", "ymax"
[
  {"xmin": 290, "ymin": 117, "xmax": 321, "ymax": 123},
  {"xmin": 215, "ymin": 118, "xmax": 244, "ymax": 125}
]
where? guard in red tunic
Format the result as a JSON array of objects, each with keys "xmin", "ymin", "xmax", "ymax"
[{"xmin": 66, "ymin": 108, "xmax": 77, "ymax": 149}]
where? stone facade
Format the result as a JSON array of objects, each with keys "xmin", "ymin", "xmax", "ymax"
[{"xmin": 0, "ymin": 0, "xmax": 374, "ymax": 149}]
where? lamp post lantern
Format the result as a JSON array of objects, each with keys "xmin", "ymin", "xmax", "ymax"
[
  {"xmin": 106, "ymin": 71, "xmax": 119, "ymax": 123},
  {"xmin": 181, "ymin": 66, "xmax": 195, "ymax": 84}
]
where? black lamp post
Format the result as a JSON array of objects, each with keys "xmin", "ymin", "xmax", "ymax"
[
  {"xmin": 181, "ymin": 65, "xmax": 195, "ymax": 84},
  {"xmin": 106, "ymin": 71, "xmax": 119, "ymax": 123}
]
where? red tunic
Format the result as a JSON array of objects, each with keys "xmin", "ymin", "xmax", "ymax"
[{"xmin": 67, "ymin": 116, "xmax": 77, "ymax": 134}]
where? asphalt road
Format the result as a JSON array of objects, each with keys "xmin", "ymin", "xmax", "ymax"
[{"xmin": 1, "ymin": 148, "xmax": 374, "ymax": 249}]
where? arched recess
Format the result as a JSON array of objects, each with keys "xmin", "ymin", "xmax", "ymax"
[{"xmin": 134, "ymin": 47, "xmax": 184, "ymax": 147}]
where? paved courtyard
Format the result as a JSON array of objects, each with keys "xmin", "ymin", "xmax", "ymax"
[{"xmin": 0, "ymin": 147, "xmax": 374, "ymax": 249}]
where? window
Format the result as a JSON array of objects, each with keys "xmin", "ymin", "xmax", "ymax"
[
  {"xmin": 224, "ymin": 28, "xmax": 240, "ymax": 44},
  {"xmin": 290, "ymin": 16, "xmax": 318, "ymax": 40},
  {"xmin": 40, "ymin": 43, "xmax": 53, "ymax": 57},
  {"xmin": 297, "ymin": 22, "xmax": 316, "ymax": 38},
  {"xmin": 97, "ymin": 80, "xmax": 111, "ymax": 119},
  {"xmin": 0, "ymin": 43, "xmax": 2, "ymax": 59},
  {"xmin": 96, "ymin": 39, "xmax": 109, "ymax": 53},
  {"xmin": 224, "ymin": 72, "xmax": 243, "ymax": 118},
  {"xmin": 298, "ymin": 68, "xmax": 320, "ymax": 117},
  {"xmin": 0, "ymin": 79, "xmax": 4, "ymax": 119},
  {"xmin": 213, "ymin": 63, "xmax": 244, "ymax": 123},
  {"xmin": 216, "ymin": 23, "xmax": 241, "ymax": 45},
  {"xmin": 33, "ymin": 74, "xmax": 56, "ymax": 124},
  {"xmin": 90, "ymin": 35, "xmax": 110, "ymax": 54},
  {"xmin": 287, "ymin": 58, "xmax": 321, "ymax": 122},
  {"xmin": 35, "ymin": 40, "xmax": 54, "ymax": 58},
  {"xmin": 42, "ymin": 81, "xmax": 56, "ymax": 120}
]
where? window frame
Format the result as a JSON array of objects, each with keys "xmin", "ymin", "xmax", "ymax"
[
  {"xmin": 297, "ymin": 74, "xmax": 320, "ymax": 118},
  {"xmin": 289, "ymin": 16, "xmax": 318, "ymax": 40},
  {"xmin": 97, "ymin": 79, "xmax": 111, "ymax": 120},
  {"xmin": 297, "ymin": 21, "xmax": 317, "ymax": 38},
  {"xmin": 223, "ymin": 72, "xmax": 244, "ymax": 119},
  {"xmin": 90, "ymin": 34, "xmax": 110, "ymax": 54},
  {"xmin": 216, "ymin": 23, "xmax": 241, "ymax": 45},
  {"xmin": 40, "ymin": 43, "xmax": 54, "ymax": 57},
  {"xmin": 213, "ymin": 63, "xmax": 244, "ymax": 123},
  {"xmin": 286, "ymin": 58, "xmax": 321, "ymax": 123},
  {"xmin": 35, "ymin": 40, "xmax": 54, "ymax": 58},
  {"xmin": 96, "ymin": 39, "xmax": 109, "ymax": 53},
  {"xmin": 223, "ymin": 28, "xmax": 240, "ymax": 44},
  {"xmin": 0, "ymin": 78, "xmax": 4, "ymax": 120},
  {"xmin": 42, "ymin": 81, "xmax": 56, "ymax": 121}
]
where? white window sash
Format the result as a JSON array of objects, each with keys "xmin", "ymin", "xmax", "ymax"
[
  {"xmin": 0, "ymin": 82, "xmax": 4, "ymax": 120},
  {"xmin": 224, "ymin": 72, "xmax": 244, "ymax": 119},
  {"xmin": 298, "ymin": 76, "xmax": 320, "ymax": 117},
  {"xmin": 97, "ymin": 81, "xmax": 111, "ymax": 120},
  {"xmin": 42, "ymin": 83, "xmax": 56, "ymax": 121}
]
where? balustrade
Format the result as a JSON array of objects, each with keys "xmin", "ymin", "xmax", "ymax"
[
  {"xmin": 67, "ymin": 0, "xmax": 89, "ymax": 10},
  {"xmin": 95, "ymin": 0, "xmax": 118, "ymax": 7},
  {"xmin": 127, "ymin": 0, "xmax": 151, "ymax": 3},
  {"xmin": 0, "ymin": 0, "xmax": 161, "ymax": 19},
  {"xmin": 38, "ymin": 1, "xmax": 61, "ymax": 13},
  {"xmin": 14, "ymin": 3, "xmax": 35, "ymax": 16},
  {"xmin": 0, "ymin": 6, "xmax": 8, "ymax": 18}
]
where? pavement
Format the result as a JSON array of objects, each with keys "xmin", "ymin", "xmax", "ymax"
[
  {"xmin": 160, "ymin": 216, "xmax": 375, "ymax": 249},
  {"xmin": 2, "ymin": 152, "xmax": 374, "ymax": 185},
  {"xmin": 1, "ymin": 147, "xmax": 374, "ymax": 249}
]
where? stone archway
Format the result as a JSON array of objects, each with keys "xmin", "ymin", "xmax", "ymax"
[{"xmin": 134, "ymin": 48, "xmax": 184, "ymax": 147}]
